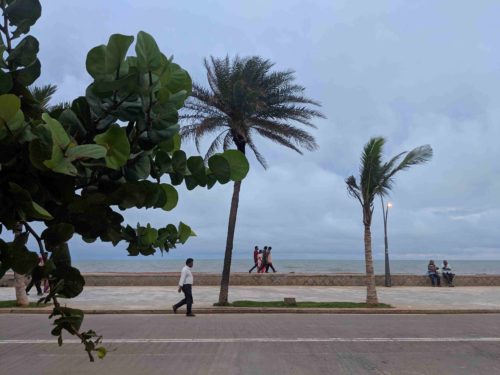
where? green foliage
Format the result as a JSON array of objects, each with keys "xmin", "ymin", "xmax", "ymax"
[
  {"xmin": 181, "ymin": 55, "xmax": 324, "ymax": 168},
  {"xmin": 0, "ymin": 0, "xmax": 248, "ymax": 360},
  {"xmin": 346, "ymin": 137, "xmax": 433, "ymax": 225}
]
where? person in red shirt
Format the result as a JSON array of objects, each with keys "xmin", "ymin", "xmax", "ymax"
[{"xmin": 248, "ymin": 246, "xmax": 259, "ymax": 273}]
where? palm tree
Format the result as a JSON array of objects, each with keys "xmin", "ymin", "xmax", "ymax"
[
  {"xmin": 181, "ymin": 56, "xmax": 324, "ymax": 304},
  {"xmin": 29, "ymin": 84, "xmax": 70, "ymax": 113},
  {"xmin": 345, "ymin": 137, "xmax": 432, "ymax": 305}
]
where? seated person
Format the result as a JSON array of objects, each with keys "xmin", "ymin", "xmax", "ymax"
[
  {"xmin": 441, "ymin": 260, "xmax": 455, "ymax": 287},
  {"xmin": 427, "ymin": 260, "xmax": 441, "ymax": 287}
]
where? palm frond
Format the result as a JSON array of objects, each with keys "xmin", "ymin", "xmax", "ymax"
[
  {"xmin": 182, "ymin": 55, "xmax": 324, "ymax": 168},
  {"xmin": 180, "ymin": 117, "xmax": 228, "ymax": 153},
  {"xmin": 29, "ymin": 84, "xmax": 57, "ymax": 109},
  {"xmin": 253, "ymin": 127, "xmax": 303, "ymax": 154},
  {"xmin": 359, "ymin": 137, "xmax": 385, "ymax": 204},
  {"xmin": 204, "ymin": 129, "xmax": 229, "ymax": 161},
  {"xmin": 251, "ymin": 118, "xmax": 318, "ymax": 151},
  {"xmin": 247, "ymin": 133, "xmax": 268, "ymax": 169}
]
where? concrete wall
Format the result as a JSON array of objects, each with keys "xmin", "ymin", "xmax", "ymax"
[{"xmin": 2, "ymin": 272, "xmax": 500, "ymax": 287}]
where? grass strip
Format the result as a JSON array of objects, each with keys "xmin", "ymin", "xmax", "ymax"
[
  {"xmin": 216, "ymin": 301, "xmax": 392, "ymax": 308},
  {"xmin": 0, "ymin": 300, "xmax": 47, "ymax": 308}
]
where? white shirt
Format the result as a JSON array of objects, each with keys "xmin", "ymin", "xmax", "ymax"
[{"xmin": 178, "ymin": 265, "xmax": 193, "ymax": 287}]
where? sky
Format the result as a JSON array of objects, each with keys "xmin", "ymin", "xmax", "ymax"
[{"xmin": 22, "ymin": 0, "xmax": 500, "ymax": 261}]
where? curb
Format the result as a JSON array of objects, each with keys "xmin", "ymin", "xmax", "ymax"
[{"xmin": 2, "ymin": 307, "xmax": 500, "ymax": 315}]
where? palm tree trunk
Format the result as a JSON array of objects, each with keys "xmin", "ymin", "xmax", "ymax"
[
  {"xmin": 364, "ymin": 223, "xmax": 378, "ymax": 305},
  {"xmin": 218, "ymin": 180, "xmax": 242, "ymax": 304},
  {"xmin": 14, "ymin": 272, "xmax": 29, "ymax": 307}
]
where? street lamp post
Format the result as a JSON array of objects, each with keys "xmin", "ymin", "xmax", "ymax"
[{"xmin": 381, "ymin": 197, "xmax": 392, "ymax": 287}]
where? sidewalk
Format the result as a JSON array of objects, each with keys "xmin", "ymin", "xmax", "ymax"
[{"xmin": 2, "ymin": 286, "xmax": 500, "ymax": 313}]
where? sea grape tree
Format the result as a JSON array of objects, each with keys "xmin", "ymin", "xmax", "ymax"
[{"xmin": 0, "ymin": 0, "xmax": 248, "ymax": 361}]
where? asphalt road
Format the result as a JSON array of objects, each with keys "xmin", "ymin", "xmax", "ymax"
[{"xmin": 1, "ymin": 314, "xmax": 500, "ymax": 374}]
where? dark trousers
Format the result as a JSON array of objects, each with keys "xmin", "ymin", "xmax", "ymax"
[
  {"xmin": 26, "ymin": 278, "xmax": 42, "ymax": 295},
  {"xmin": 249, "ymin": 262, "xmax": 258, "ymax": 273},
  {"xmin": 443, "ymin": 273, "xmax": 454, "ymax": 285},
  {"xmin": 429, "ymin": 273, "xmax": 441, "ymax": 286},
  {"xmin": 266, "ymin": 263, "xmax": 276, "ymax": 272},
  {"xmin": 174, "ymin": 284, "xmax": 193, "ymax": 314}
]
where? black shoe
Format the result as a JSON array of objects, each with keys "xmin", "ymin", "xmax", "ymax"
[
  {"xmin": 172, "ymin": 305, "xmax": 177, "ymax": 314},
  {"xmin": 37, "ymin": 292, "xmax": 43, "ymax": 296},
  {"xmin": 186, "ymin": 313, "xmax": 196, "ymax": 317}
]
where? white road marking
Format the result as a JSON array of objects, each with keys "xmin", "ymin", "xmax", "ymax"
[{"xmin": 1, "ymin": 337, "xmax": 500, "ymax": 344}]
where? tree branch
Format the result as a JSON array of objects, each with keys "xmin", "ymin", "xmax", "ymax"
[{"xmin": 23, "ymin": 222, "xmax": 45, "ymax": 254}]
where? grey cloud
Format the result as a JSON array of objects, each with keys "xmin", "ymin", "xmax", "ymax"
[{"xmin": 28, "ymin": 0, "xmax": 500, "ymax": 261}]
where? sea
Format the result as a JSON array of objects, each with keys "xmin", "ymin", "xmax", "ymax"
[{"xmin": 73, "ymin": 259, "xmax": 500, "ymax": 275}]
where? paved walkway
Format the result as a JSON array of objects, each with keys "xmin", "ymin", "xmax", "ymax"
[{"xmin": 2, "ymin": 286, "xmax": 500, "ymax": 311}]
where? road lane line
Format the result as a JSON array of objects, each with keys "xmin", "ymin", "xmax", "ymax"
[{"xmin": 2, "ymin": 337, "xmax": 500, "ymax": 344}]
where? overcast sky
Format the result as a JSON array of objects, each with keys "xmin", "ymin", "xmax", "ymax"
[{"xmin": 27, "ymin": 0, "xmax": 500, "ymax": 261}]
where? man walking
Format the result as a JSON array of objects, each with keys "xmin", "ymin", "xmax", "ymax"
[
  {"xmin": 173, "ymin": 258, "xmax": 195, "ymax": 317},
  {"xmin": 248, "ymin": 246, "xmax": 259, "ymax": 273},
  {"xmin": 266, "ymin": 247, "xmax": 276, "ymax": 273}
]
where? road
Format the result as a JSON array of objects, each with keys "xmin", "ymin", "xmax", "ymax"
[{"xmin": 1, "ymin": 314, "xmax": 500, "ymax": 374}]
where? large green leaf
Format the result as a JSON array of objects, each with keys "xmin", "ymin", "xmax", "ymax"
[
  {"xmin": 42, "ymin": 223, "xmax": 75, "ymax": 248},
  {"xmin": 222, "ymin": 150, "xmax": 249, "ymax": 181},
  {"xmin": 160, "ymin": 183, "xmax": 178, "ymax": 211},
  {"xmin": 105, "ymin": 34, "xmax": 134, "ymax": 74},
  {"xmin": 54, "ymin": 266, "xmax": 85, "ymax": 299},
  {"xmin": 5, "ymin": 0, "xmax": 41, "ymax": 37},
  {"xmin": 0, "ymin": 70, "xmax": 13, "ymax": 94},
  {"xmin": 13, "ymin": 58, "xmax": 40, "ymax": 86},
  {"xmin": 11, "ymin": 246, "xmax": 39, "ymax": 274},
  {"xmin": 124, "ymin": 153, "xmax": 151, "ymax": 180},
  {"xmin": 6, "ymin": 109, "xmax": 24, "ymax": 133},
  {"xmin": 65, "ymin": 144, "xmax": 107, "ymax": 162},
  {"xmin": 0, "ymin": 94, "xmax": 21, "ymax": 124},
  {"xmin": 71, "ymin": 97, "xmax": 92, "ymax": 129},
  {"xmin": 208, "ymin": 154, "xmax": 231, "ymax": 184},
  {"xmin": 171, "ymin": 150, "xmax": 187, "ymax": 175},
  {"xmin": 31, "ymin": 201, "xmax": 54, "ymax": 220},
  {"xmin": 94, "ymin": 125, "xmax": 130, "ymax": 169},
  {"xmin": 29, "ymin": 124, "xmax": 52, "ymax": 170},
  {"xmin": 7, "ymin": 35, "xmax": 39, "ymax": 68},
  {"xmin": 86, "ymin": 45, "xmax": 106, "ymax": 78},
  {"xmin": 59, "ymin": 108, "xmax": 86, "ymax": 136},
  {"xmin": 43, "ymin": 146, "xmax": 77, "ymax": 176},
  {"xmin": 158, "ymin": 133, "xmax": 181, "ymax": 153},
  {"xmin": 187, "ymin": 156, "xmax": 207, "ymax": 185},
  {"xmin": 42, "ymin": 113, "xmax": 70, "ymax": 149},
  {"xmin": 155, "ymin": 150, "xmax": 172, "ymax": 173},
  {"xmin": 160, "ymin": 62, "xmax": 192, "ymax": 97},
  {"xmin": 135, "ymin": 31, "xmax": 161, "ymax": 72},
  {"xmin": 178, "ymin": 222, "xmax": 194, "ymax": 244},
  {"xmin": 9, "ymin": 182, "xmax": 54, "ymax": 220},
  {"xmin": 138, "ymin": 224, "xmax": 158, "ymax": 246}
]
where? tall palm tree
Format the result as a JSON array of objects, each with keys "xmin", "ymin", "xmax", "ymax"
[
  {"xmin": 345, "ymin": 137, "xmax": 432, "ymax": 305},
  {"xmin": 181, "ymin": 56, "xmax": 324, "ymax": 304}
]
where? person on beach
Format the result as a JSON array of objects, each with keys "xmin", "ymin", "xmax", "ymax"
[
  {"xmin": 26, "ymin": 253, "xmax": 46, "ymax": 296},
  {"xmin": 427, "ymin": 260, "xmax": 441, "ymax": 287},
  {"xmin": 248, "ymin": 246, "xmax": 260, "ymax": 273},
  {"xmin": 266, "ymin": 247, "xmax": 276, "ymax": 273},
  {"xmin": 441, "ymin": 260, "xmax": 455, "ymax": 287},
  {"xmin": 173, "ymin": 258, "xmax": 195, "ymax": 317},
  {"xmin": 257, "ymin": 250, "xmax": 265, "ymax": 273},
  {"xmin": 259, "ymin": 246, "xmax": 268, "ymax": 272}
]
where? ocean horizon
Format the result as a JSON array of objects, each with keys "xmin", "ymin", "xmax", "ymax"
[{"xmin": 73, "ymin": 259, "xmax": 500, "ymax": 275}]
